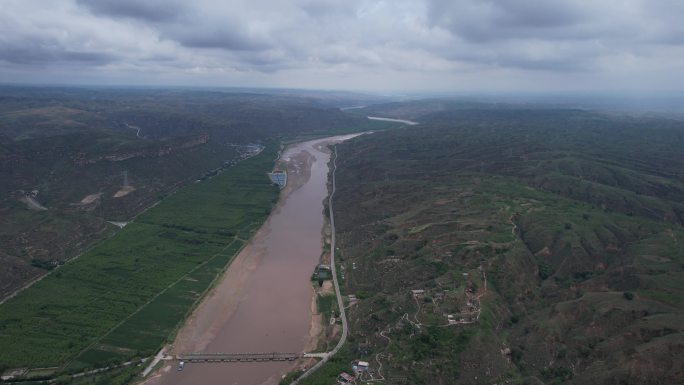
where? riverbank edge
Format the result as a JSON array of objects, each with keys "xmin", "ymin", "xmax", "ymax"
[{"xmin": 285, "ymin": 144, "xmax": 349, "ymax": 385}]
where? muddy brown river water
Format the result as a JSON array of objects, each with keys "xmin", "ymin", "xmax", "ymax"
[{"xmin": 145, "ymin": 134, "xmax": 363, "ymax": 385}]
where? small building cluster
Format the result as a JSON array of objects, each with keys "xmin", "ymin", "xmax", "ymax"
[
  {"xmin": 336, "ymin": 371, "xmax": 355, "ymax": 384},
  {"xmin": 352, "ymin": 360, "xmax": 369, "ymax": 372},
  {"xmin": 408, "ymin": 278, "xmax": 483, "ymax": 326},
  {"xmin": 335, "ymin": 360, "xmax": 372, "ymax": 384},
  {"xmin": 313, "ymin": 264, "xmax": 332, "ymax": 281}
]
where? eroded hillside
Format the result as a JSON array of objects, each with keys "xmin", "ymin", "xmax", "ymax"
[{"xmin": 329, "ymin": 108, "xmax": 684, "ymax": 384}]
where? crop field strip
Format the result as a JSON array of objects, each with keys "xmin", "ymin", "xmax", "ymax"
[
  {"xmin": 0, "ymin": 143, "xmax": 280, "ymax": 375},
  {"xmin": 68, "ymin": 238, "xmax": 245, "ymax": 370}
]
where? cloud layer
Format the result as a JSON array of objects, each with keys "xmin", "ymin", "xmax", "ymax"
[{"xmin": 0, "ymin": 0, "xmax": 682, "ymax": 92}]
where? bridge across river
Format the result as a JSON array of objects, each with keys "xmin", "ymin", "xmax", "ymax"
[{"xmin": 176, "ymin": 352, "xmax": 328, "ymax": 363}]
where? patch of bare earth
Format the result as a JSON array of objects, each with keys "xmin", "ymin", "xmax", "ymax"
[
  {"xmin": 113, "ymin": 186, "xmax": 135, "ymax": 198},
  {"xmin": 80, "ymin": 193, "xmax": 102, "ymax": 205}
]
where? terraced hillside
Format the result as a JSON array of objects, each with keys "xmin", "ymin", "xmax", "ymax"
[{"xmin": 318, "ymin": 108, "xmax": 684, "ymax": 384}]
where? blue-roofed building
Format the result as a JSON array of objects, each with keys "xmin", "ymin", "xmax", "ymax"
[{"xmin": 268, "ymin": 170, "xmax": 287, "ymax": 188}]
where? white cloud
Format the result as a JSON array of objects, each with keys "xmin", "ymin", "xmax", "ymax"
[{"xmin": 0, "ymin": 0, "xmax": 682, "ymax": 92}]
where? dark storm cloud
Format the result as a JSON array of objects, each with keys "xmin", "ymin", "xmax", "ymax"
[
  {"xmin": 493, "ymin": 1, "xmax": 583, "ymax": 28},
  {"xmin": 77, "ymin": 0, "xmax": 272, "ymax": 53},
  {"xmin": 426, "ymin": 0, "xmax": 593, "ymax": 42},
  {"xmin": 425, "ymin": 0, "xmax": 684, "ymax": 48},
  {"xmin": 166, "ymin": 26, "xmax": 271, "ymax": 51},
  {"xmin": 420, "ymin": 0, "xmax": 665, "ymax": 73},
  {"xmin": 76, "ymin": 0, "xmax": 187, "ymax": 22},
  {"xmin": 0, "ymin": 36, "xmax": 114, "ymax": 65},
  {"xmin": 231, "ymin": 53, "xmax": 293, "ymax": 73}
]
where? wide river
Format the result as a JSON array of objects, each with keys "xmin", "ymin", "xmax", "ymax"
[{"xmin": 146, "ymin": 134, "xmax": 362, "ymax": 385}]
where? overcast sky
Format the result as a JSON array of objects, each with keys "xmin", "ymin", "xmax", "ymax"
[{"xmin": 0, "ymin": 0, "xmax": 683, "ymax": 93}]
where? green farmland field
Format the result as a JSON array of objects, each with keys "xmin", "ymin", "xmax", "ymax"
[{"xmin": 0, "ymin": 144, "xmax": 280, "ymax": 373}]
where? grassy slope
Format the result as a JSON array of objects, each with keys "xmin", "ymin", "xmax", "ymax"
[
  {"xmin": 302, "ymin": 109, "xmax": 684, "ymax": 385},
  {"xmin": 0, "ymin": 143, "xmax": 279, "ymax": 373}
]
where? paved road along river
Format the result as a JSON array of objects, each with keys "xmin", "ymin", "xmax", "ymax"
[{"xmin": 145, "ymin": 134, "xmax": 363, "ymax": 385}]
